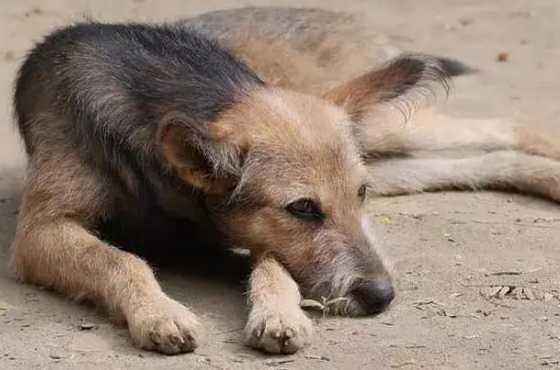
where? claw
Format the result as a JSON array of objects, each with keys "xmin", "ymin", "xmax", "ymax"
[{"xmin": 253, "ymin": 326, "xmax": 264, "ymax": 338}]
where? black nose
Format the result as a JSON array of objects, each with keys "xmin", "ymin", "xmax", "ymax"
[{"xmin": 351, "ymin": 279, "xmax": 395, "ymax": 315}]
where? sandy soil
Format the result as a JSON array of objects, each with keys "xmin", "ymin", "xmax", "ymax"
[{"xmin": 1, "ymin": 1, "xmax": 560, "ymax": 369}]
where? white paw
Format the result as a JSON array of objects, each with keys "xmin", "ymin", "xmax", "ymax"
[
  {"xmin": 244, "ymin": 305, "xmax": 312, "ymax": 354},
  {"xmin": 128, "ymin": 296, "xmax": 203, "ymax": 355}
]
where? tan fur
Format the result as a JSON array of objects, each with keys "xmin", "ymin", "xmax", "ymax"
[
  {"xmin": 367, "ymin": 151, "xmax": 560, "ymax": 199},
  {"xmin": 186, "ymin": 7, "xmax": 392, "ymax": 94},
  {"xmin": 160, "ymin": 123, "xmax": 230, "ymax": 194},
  {"xmin": 244, "ymin": 252, "xmax": 312, "ymax": 354}
]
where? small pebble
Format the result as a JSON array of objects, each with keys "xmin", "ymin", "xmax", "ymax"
[{"xmin": 497, "ymin": 52, "xmax": 509, "ymax": 62}]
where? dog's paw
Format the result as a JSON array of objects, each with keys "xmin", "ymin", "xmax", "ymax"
[
  {"xmin": 244, "ymin": 305, "xmax": 312, "ymax": 354},
  {"xmin": 128, "ymin": 296, "xmax": 203, "ymax": 355}
]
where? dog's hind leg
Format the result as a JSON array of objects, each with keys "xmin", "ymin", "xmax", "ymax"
[
  {"xmin": 244, "ymin": 253, "xmax": 312, "ymax": 354},
  {"xmin": 361, "ymin": 109, "xmax": 560, "ymax": 161},
  {"xmin": 367, "ymin": 150, "xmax": 560, "ymax": 201},
  {"xmin": 360, "ymin": 109, "xmax": 525, "ymax": 157},
  {"xmin": 10, "ymin": 153, "xmax": 202, "ymax": 355}
]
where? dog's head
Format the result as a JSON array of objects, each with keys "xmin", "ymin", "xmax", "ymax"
[{"xmin": 158, "ymin": 55, "xmax": 448, "ymax": 316}]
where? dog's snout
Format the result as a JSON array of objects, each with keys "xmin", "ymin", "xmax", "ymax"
[{"xmin": 351, "ymin": 279, "xmax": 394, "ymax": 315}]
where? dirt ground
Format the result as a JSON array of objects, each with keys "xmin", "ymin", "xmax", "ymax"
[{"xmin": 1, "ymin": 0, "xmax": 560, "ymax": 369}]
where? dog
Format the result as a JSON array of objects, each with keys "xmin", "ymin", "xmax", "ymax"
[{"xmin": 11, "ymin": 7, "xmax": 560, "ymax": 355}]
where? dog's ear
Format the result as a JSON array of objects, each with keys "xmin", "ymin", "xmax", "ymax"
[
  {"xmin": 158, "ymin": 114, "xmax": 247, "ymax": 194},
  {"xmin": 323, "ymin": 55, "xmax": 450, "ymax": 122}
]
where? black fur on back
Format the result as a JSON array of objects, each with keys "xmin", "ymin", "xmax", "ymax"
[{"xmin": 14, "ymin": 21, "xmax": 264, "ymax": 169}]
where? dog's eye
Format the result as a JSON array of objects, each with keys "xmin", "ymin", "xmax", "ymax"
[
  {"xmin": 358, "ymin": 184, "xmax": 368, "ymax": 203},
  {"xmin": 286, "ymin": 198, "xmax": 323, "ymax": 221}
]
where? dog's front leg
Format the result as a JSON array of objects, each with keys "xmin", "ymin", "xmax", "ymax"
[
  {"xmin": 244, "ymin": 253, "xmax": 312, "ymax": 354},
  {"xmin": 12, "ymin": 218, "xmax": 203, "ymax": 355}
]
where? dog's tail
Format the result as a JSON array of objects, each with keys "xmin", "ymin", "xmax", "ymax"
[{"xmin": 436, "ymin": 56, "xmax": 477, "ymax": 76}]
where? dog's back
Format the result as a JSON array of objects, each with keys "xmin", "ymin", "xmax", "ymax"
[
  {"xmin": 181, "ymin": 7, "xmax": 398, "ymax": 94},
  {"xmin": 182, "ymin": 7, "xmax": 469, "ymax": 98}
]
